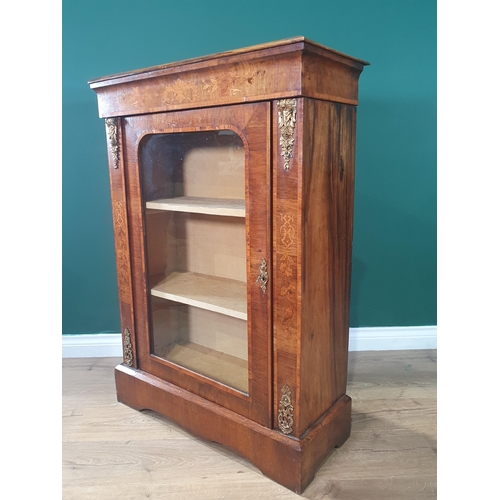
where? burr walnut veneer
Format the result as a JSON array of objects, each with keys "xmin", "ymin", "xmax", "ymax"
[{"xmin": 89, "ymin": 37, "xmax": 368, "ymax": 493}]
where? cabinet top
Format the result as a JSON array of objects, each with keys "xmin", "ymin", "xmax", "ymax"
[
  {"xmin": 89, "ymin": 37, "xmax": 369, "ymax": 86},
  {"xmin": 89, "ymin": 37, "xmax": 369, "ymax": 117}
]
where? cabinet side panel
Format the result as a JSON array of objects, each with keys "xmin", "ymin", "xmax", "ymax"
[
  {"xmin": 334, "ymin": 103, "xmax": 356, "ymax": 398},
  {"xmin": 299, "ymin": 99, "xmax": 356, "ymax": 432}
]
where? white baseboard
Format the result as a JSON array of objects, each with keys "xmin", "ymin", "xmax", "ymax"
[
  {"xmin": 62, "ymin": 334, "xmax": 124, "ymax": 358},
  {"xmin": 348, "ymin": 326, "xmax": 436, "ymax": 351},
  {"xmin": 62, "ymin": 326, "xmax": 436, "ymax": 358}
]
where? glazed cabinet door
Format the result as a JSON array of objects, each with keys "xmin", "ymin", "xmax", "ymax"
[{"xmin": 122, "ymin": 103, "xmax": 271, "ymax": 426}]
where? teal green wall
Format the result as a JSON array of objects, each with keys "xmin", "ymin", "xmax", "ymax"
[{"xmin": 62, "ymin": 0, "xmax": 436, "ymax": 334}]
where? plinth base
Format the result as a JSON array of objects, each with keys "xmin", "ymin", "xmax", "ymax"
[{"xmin": 115, "ymin": 364, "xmax": 351, "ymax": 493}]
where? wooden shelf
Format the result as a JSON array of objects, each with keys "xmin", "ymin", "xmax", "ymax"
[
  {"xmin": 151, "ymin": 271, "xmax": 247, "ymax": 320},
  {"xmin": 146, "ymin": 196, "xmax": 245, "ymax": 217},
  {"xmin": 157, "ymin": 340, "xmax": 248, "ymax": 393}
]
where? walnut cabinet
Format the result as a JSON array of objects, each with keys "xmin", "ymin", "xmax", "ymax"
[{"xmin": 89, "ymin": 37, "xmax": 368, "ymax": 493}]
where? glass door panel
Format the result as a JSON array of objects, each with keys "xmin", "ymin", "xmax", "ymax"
[{"xmin": 139, "ymin": 130, "xmax": 248, "ymax": 392}]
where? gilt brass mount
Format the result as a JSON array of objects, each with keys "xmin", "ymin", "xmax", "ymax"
[
  {"xmin": 105, "ymin": 117, "xmax": 120, "ymax": 169},
  {"xmin": 256, "ymin": 258, "xmax": 269, "ymax": 293},
  {"xmin": 277, "ymin": 99, "xmax": 297, "ymax": 171},
  {"xmin": 123, "ymin": 327, "xmax": 133, "ymax": 367},
  {"xmin": 278, "ymin": 384, "xmax": 294, "ymax": 435}
]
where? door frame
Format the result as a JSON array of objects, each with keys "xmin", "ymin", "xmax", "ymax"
[{"xmin": 122, "ymin": 102, "xmax": 272, "ymax": 426}]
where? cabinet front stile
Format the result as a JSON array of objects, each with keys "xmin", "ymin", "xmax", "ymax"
[
  {"xmin": 122, "ymin": 103, "xmax": 272, "ymax": 427},
  {"xmin": 104, "ymin": 117, "xmax": 137, "ymax": 369}
]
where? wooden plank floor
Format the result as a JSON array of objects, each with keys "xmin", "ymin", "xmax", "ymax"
[{"xmin": 62, "ymin": 350, "xmax": 436, "ymax": 499}]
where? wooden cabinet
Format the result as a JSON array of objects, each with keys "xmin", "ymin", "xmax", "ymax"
[{"xmin": 89, "ymin": 37, "xmax": 368, "ymax": 493}]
